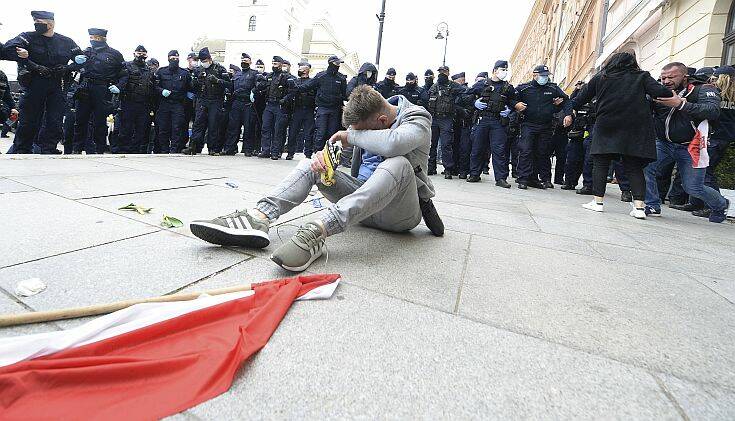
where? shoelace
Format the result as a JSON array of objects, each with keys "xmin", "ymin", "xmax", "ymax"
[{"xmin": 275, "ymin": 223, "xmax": 329, "ymax": 266}]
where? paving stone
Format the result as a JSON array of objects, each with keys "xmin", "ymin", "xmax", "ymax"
[
  {"xmin": 658, "ymin": 373, "xmax": 735, "ymax": 420},
  {"xmin": 180, "ymin": 285, "xmax": 679, "ymax": 420},
  {"xmin": 0, "ymin": 178, "xmax": 35, "ymax": 194},
  {"xmin": 0, "ymin": 157, "xmax": 128, "ymax": 177},
  {"xmin": 459, "ymin": 235, "xmax": 735, "ymax": 389},
  {"xmin": 532, "ymin": 215, "xmax": 642, "ymax": 247},
  {"xmin": 0, "ymin": 191, "xmax": 159, "ymax": 268}
]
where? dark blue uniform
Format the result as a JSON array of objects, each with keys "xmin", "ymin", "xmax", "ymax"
[
  {"xmin": 295, "ymin": 67, "xmax": 347, "ymax": 153},
  {"xmin": 397, "ymin": 84, "xmax": 425, "ymax": 107},
  {"xmin": 0, "ymin": 70, "xmax": 15, "ymax": 133},
  {"xmin": 116, "ymin": 60, "xmax": 154, "ymax": 153},
  {"xmin": 73, "ymin": 44, "xmax": 125, "ymax": 153},
  {"xmin": 284, "ymin": 76, "xmax": 316, "ymax": 157},
  {"xmin": 154, "ymin": 64, "xmax": 191, "ymax": 153},
  {"xmin": 375, "ymin": 78, "xmax": 400, "ymax": 99},
  {"xmin": 224, "ymin": 67, "xmax": 258, "ymax": 154},
  {"xmin": 256, "ymin": 69, "xmax": 291, "ymax": 158},
  {"xmin": 464, "ymin": 78, "xmax": 518, "ymax": 181},
  {"xmin": 425, "ymin": 79, "xmax": 466, "ymax": 174},
  {"xmin": 514, "ymin": 80, "xmax": 568, "ymax": 185},
  {"xmin": 2, "ymin": 31, "xmax": 82, "ymax": 153},
  {"xmin": 191, "ymin": 63, "xmax": 230, "ymax": 153}
]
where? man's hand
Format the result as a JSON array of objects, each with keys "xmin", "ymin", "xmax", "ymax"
[
  {"xmin": 654, "ymin": 93, "xmax": 684, "ymax": 108},
  {"xmin": 553, "ymin": 97, "xmax": 564, "ymax": 106},
  {"xmin": 514, "ymin": 102, "xmax": 527, "ymax": 112},
  {"xmin": 563, "ymin": 115, "xmax": 573, "ymax": 127},
  {"xmin": 328, "ymin": 130, "xmax": 349, "ymax": 147},
  {"xmin": 16, "ymin": 47, "xmax": 29, "ymax": 59},
  {"xmin": 310, "ymin": 151, "xmax": 327, "ymax": 174}
]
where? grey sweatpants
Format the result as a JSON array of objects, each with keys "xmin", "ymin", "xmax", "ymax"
[{"xmin": 256, "ymin": 157, "xmax": 422, "ymax": 236}]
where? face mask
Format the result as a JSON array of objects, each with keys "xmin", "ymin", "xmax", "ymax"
[
  {"xmin": 496, "ymin": 70, "xmax": 508, "ymax": 80},
  {"xmin": 328, "ymin": 63, "xmax": 340, "ymax": 71},
  {"xmin": 365, "ymin": 71, "xmax": 373, "ymax": 79},
  {"xmin": 201, "ymin": 61, "xmax": 212, "ymax": 69},
  {"xmin": 298, "ymin": 70, "xmax": 308, "ymax": 77},
  {"xmin": 34, "ymin": 22, "xmax": 48, "ymax": 34},
  {"xmin": 425, "ymin": 77, "xmax": 434, "ymax": 84},
  {"xmin": 169, "ymin": 59, "xmax": 179, "ymax": 67},
  {"xmin": 438, "ymin": 74, "xmax": 449, "ymax": 84},
  {"xmin": 536, "ymin": 75, "xmax": 549, "ymax": 85},
  {"xmin": 135, "ymin": 55, "xmax": 147, "ymax": 63},
  {"xmin": 90, "ymin": 40, "xmax": 106, "ymax": 49},
  {"xmin": 282, "ymin": 66, "xmax": 289, "ymax": 72},
  {"xmin": 256, "ymin": 66, "xmax": 265, "ymax": 73},
  {"xmin": 241, "ymin": 62, "xmax": 250, "ymax": 69},
  {"xmin": 406, "ymin": 81, "xmax": 416, "ymax": 87}
]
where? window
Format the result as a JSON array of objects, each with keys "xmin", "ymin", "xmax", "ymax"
[
  {"xmin": 287, "ymin": 25, "xmax": 292, "ymax": 41},
  {"xmin": 248, "ymin": 16, "xmax": 257, "ymax": 32},
  {"xmin": 723, "ymin": 1, "xmax": 735, "ymax": 65}
]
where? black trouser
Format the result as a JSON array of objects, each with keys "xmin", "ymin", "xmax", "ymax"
[
  {"xmin": 550, "ymin": 130, "xmax": 568, "ymax": 184},
  {"xmin": 117, "ymin": 100, "xmax": 150, "ymax": 154},
  {"xmin": 592, "ymin": 154, "xmax": 647, "ymax": 201}
]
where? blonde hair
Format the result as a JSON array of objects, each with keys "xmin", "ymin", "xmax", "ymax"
[
  {"xmin": 342, "ymin": 85, "xmax": 386, "ymax": 127},
  {"xmin": 716, "ymin": 74, "xmax": 735, "ymax": 102}
]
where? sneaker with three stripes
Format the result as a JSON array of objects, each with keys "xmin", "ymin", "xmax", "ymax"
[{"xmin": 190, "ymin": 210, "xmax": 270, "ymax": 248}]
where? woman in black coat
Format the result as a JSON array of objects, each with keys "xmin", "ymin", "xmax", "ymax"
[{"xmin": 564, "ymin": 52, "xmax": 673, "ymax": 219}]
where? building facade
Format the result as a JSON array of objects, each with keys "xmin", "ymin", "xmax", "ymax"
[
  {"xmin": 511, "ymin": 0, "xmax": 735, "ymax": 91},
  {"xmin": 223, "ymin": 0, "xmax": 360, "ymax": 77}
]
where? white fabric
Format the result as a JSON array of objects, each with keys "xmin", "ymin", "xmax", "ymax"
[{"xmin": 0, "ymin": 278, "xmax": 340, "ymax": 368}]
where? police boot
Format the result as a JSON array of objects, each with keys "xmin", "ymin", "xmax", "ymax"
[
  {"xmin": 182, "ymin": 147, "xmax": 197, "ymax": 155},
  {"xmin": 576, "ymin": 186, "xmax": 593, "ymax": 195},
  {"xmin": 495, "ymin": 179, "xmax": 511, "ymax": 189},
  {"xmin": 561, "ymin": 184, "xmax": 576, "ymax": 190},
  {"xmin": 620, "ymin": 191, "xmax": 633, "ymax": 203}
]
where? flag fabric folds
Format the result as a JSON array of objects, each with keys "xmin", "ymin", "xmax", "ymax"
[{"xmin": 0, "ymin": 273, "xmax": 341, "ymax": 421}]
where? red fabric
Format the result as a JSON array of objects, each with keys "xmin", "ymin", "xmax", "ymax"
[{"xmin": 0, "ymin": 273, "xmax": 340, "ymax": 421}]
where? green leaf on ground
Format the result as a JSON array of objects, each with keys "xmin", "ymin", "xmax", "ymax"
[
  {"xmin": 161, "ymin": 215, "xmax": 184, "ymax": 228},
  {"xmin": 118, "ymin": 203, "xmax": 153, "ymax": 215}
]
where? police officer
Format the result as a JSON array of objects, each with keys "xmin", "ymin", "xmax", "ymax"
[
  {"xmin": 347, "ymin": 62, "xmax": 378, "ymax": 96},
  {"xmin": 562, "ymin": 82, "xmax": 591, "ymax": 190},
  {"xmin": 61, "ymin": 73, "xmax": 80, "ymax": 153},
  {"xmin": 0, "ymin": 69, "xmax": 17, "ymax": 147},
  {"xmin": 179, "ymin": 52, "xmax": 198, "ymax": 151},
  {"xmin": 72, "ymin": 28, "xmax": 125, "ymax": 154},
  {"xmin": 375, "ymin": 68, "xmax": 400, "ymax": 98},
  {"xmin": 397, "ymin": 72, "xmax": 424, "ymax": 106},
  {"xmin": 186, "ymin": 47, "xmax": 229, "ymax": 155},
  {"xmin": 253, "ymin": 59, "xmax": 268, "ymax": 150},
  {"xmin": 426, "ymin": 65, "xmax": 466, "ymax": 177},
  {"xmin": 255, "ymin": 56, "xmax": 290, "ymax": 159},
  {"xmin": 224, "ymin": 53, "xmax": 259, "ymax": 156},
  {"xmin": 514, "ymin": 65, "xmax": 568, "ymax": 189},
  {"xmin": 423, "ymin": 69, "xmax": 435, "ymax": 91},
  {"xmin": 283, "ymin": 61, "xmax": 316, "ymax": 159},
  {"xmin": 155, "ymin": 50, "xmax": 192, "ymax": 154},
  {"xmin": 2, "ymin": 11, "xmax": 83, "ymax": 154},
  {"xmin": 293, "ymin": 55, "xmax": 347, "ymax": 155},
  {"xmin": 116, "ymin": 45, "xmax": 154, "ymax": 154}
]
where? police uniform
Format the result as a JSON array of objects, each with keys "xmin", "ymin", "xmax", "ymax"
[
  {"xmin": 224, "ymin": 54, "xmax": 259, "ymax": 155},
  {"xmin": 189, "ymin": 47, "xmax": 230, "ymax": 154},
  {"xmin": 514, "ymin": 65, "xmax": 568, "ymax": 188},
  {"xmin": 375, "ymin": 68, "xmax": 401, "ymax": 99},
  {"xmin": 72, "ymin": 28, "xmax": 125, "ymax": 154},
  {"xmin": 116, "ymin": 45, "xmax": 154, "ymax": 153},
  {"xmin": 155, "ymin": 50, "xmax": 192, "ymax": 153},
  {"xmin": 2, "ymin": 11, "xmax": 83, "ymax": 154},
  {"xmin": 255, "ymin": 56, "xmax": 291, "ymax": 159},
  {"xmin": 397, "ymin": 73, "xmax": 425, "ymax": 106},
  {"xmin": 295, "ymin": 55, "xmax": 347, "ymax": 156},
  {"xmin": 426, "ymin": 66, "xmax": 466, "ymax": 176},
  {"xmin": 283, "ymin": 63, "xmax": 316, "ymax": 158}
]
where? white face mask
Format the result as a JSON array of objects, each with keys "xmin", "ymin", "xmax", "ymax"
[
  {"xmin": 201, "ymin": 61, "xmax": 211, "ymax": 69},
  {"xmin": 365, "ymin": 71, "xmax": 373, "ymax": 79},
  {"xmin": 496, "ymin": 69, "xmax": 508, "ymax": 80}
]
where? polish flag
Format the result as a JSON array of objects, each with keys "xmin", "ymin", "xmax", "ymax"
[{"xmin": 0, "ymin": 274, "xmax": 341, "ymax": 421}]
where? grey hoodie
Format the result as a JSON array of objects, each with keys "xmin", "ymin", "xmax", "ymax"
[{"xmin": 348, "ymin": 95, "xmax": 436, "ymax": 200}]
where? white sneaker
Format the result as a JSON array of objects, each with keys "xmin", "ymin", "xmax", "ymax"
[
  {"xmin": 629, "ymin": 208, "xmax": 647, "ymax": 220},
  {"xmin": 582, "ymin": 200, "xmax": 604, "ymax": 212}
]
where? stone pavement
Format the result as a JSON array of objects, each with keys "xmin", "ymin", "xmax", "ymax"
[{"xmin": 1, "ymin": 148, "xmax": 735, "ymax": 419}]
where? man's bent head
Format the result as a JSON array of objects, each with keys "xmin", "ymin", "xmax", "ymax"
[{"xmin": 342, "ymin": 85, "xmax": 392, "ymax": 130}]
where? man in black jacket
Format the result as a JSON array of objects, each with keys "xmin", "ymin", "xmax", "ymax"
[
  {"xmin": 426, "ymin": 65, "xmax": 466, "ymax": 177},
  {"xmin": 514, "ymin": 65, "xmax": 568, "ymax": 189},
  {"xmin": 186, "ymin": 47, "xmax": 230, "ymax": 155},
  {"xmin": 155, "ymin": 50, "xmax": 192, "ymax": 154},
  {"xmin": 283, "ymin": 61, "xmax": 316, "ymax": 159},
  {"xmin": 643, "ymin": 62, "xmax": 730, "ymax": 223},
  {"xmin": 375, "ymin": 68, "xmax": 400, "ymax": 98},
  {"xmin": 116, "ymin": 45, "xmax": 154, "ymax": 154},
  {"xmin": 223, "ymin": 53, "xmax": 259, "ymax": 156},
  {"xmin": 397, "ymin": 73, "xmax": 424, "ymax": 106},
  {"xmin": 256, "ymin": 56, "xmax": 291, "ymax": 159}
]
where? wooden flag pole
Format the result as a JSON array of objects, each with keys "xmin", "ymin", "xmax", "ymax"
[{"xmin": 0, "ymin": 284, "xmax": 254, "ymax": 328}]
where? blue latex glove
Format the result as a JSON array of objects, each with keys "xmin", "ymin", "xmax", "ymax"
[
  {"xmin": 74, "ymin": 55, "xmax": 87, "ymax": 65},
  {"xmin": 186, "ymin": 92, "xmax": 194, "ymax": 100},
  {"xmin": 474, "ymin": 98, "xmax": 488, "ymax": 110},
  {"xmin": 500, "ymin": 106, "xmax": 511, "ymax": 117},
  {"xmin": 249, "ymin": 92, "xmax": 255, "ymax": 102},
  {"xmin": 162, "ymin": 89, "xmax": 171, "ymax": 98},
  {"xmin": 109, "ymin": 85, "xmax": 120, "ymax": 94}
]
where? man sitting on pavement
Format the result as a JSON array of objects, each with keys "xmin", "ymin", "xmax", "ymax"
[{"xmin": 190, "ymin": 85, "xmax": 444, "ymax": 272}]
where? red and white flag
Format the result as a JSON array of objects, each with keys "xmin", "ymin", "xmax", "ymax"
[{"xmin": 0, "ymin": 273, "xmax": 341, "ymax": 421}]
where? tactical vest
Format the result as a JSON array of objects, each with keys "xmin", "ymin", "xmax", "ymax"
[
  {"xmin": 123, "ymin": 62, "xmax": 153, "ymax": 102},
  {"xmin": 268, "ymin": 72, "xmax": 289, "ymax": 101},
  {"xmin": 479, "ymin": 81, "xmax": 512, "ymax": 114},
  {"xmin": 0, "ymin": 72, "xmax": 8, "ymax": 101},
  {"xmin": 427, "ymin": 83, "xmax": 454, "ymax": 117}
]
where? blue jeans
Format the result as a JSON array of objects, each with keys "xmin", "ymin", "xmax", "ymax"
[{"xmin": 644, "ymin": 140, "xmax": 727, "ymax": 211}]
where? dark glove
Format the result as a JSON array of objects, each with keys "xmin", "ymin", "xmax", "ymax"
[
  {"xmin": 36, "ymin": 65, "xmax": 52, "ymax": 77},
  {"xmin": 206, "ymin": 74, "xmax": 219, "ymax": 83}
]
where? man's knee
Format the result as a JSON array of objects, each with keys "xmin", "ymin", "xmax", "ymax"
[{"xmin": 376, "ymin": 156, "xmax": 413, "ymax": 179}]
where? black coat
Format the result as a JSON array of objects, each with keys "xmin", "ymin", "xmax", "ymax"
[{"xmin": 567, "ymin": 70, "xmax": 672, "ymax": 161}]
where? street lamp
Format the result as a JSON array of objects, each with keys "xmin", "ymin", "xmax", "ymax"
[
  {"xmin": 375, "ymin": 0, "xmax": 387, "ymax": 66},
  {"xmin": 435, "ymin": 22, "xmax": 449, "ymax": 67}
]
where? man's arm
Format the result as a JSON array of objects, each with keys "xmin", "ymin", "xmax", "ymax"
[
  {"xmin": 347, "ymin": 109, "xmax": 432, "ymax": 157},
  {"xmin": 683, "ymin": 84, "xmax": 721, "ymax": 121}
]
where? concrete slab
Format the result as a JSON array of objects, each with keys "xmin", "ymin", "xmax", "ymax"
[
  {"xmin": 179, "ymin": 285, "xmax": 679, "ymax": 420},
  {"xmin": 658, "ymin": 373, "xmax": 735, "ymax": 420},
  {"xmin": 0, "ymin": 294, "xmax": 60, "ymax": 337},
  {"xmin": 0, "ymin": 157, "xmax": 129, "ymax": 177},
  {"xmin": 0, "ymin": 230, "xmax": 250, "ymax": 312},
  {"xmin": 7, "ymin": 170, "xmax": 207, "ymax": 200},
  {"xmin": 459, "ymin": 235, "xmax": 735, "ymax": 389},
  {"xmin": 532, "ymin": 215, "xmax": 642, "ymax": 247},
  {"xmin": 0, "ymin": 178, "xmax": 35, "ymax": 194},
  {"xmin": 0, "ymin": 191, "xmax": 159, "ymax": 268}
]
